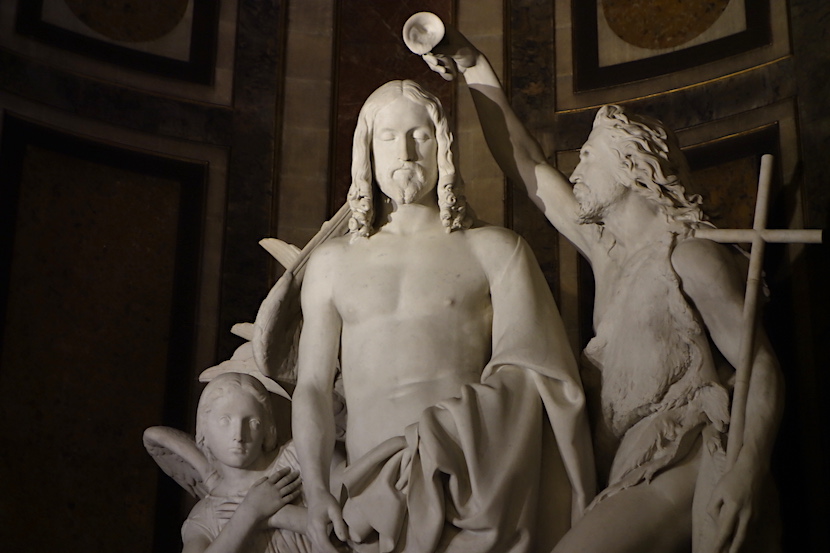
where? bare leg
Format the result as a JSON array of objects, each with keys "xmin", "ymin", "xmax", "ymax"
[{"xmin": 553, "ymin": 441, "xmax": 702, "ymax": 553}]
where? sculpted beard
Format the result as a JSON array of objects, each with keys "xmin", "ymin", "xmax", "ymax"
[
  {"xmin": 574, "ymin": 181, "xmax": 626, "ymax": 225},
  {"xmin": 387, "ymin": 162, "xmax": 428, "ymax": 204},
  {"xmin": 574, "ymin": 183, "xmax": 607, "ymax": 225}
]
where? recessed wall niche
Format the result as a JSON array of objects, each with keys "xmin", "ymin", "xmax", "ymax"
[{"xmin": 0, "ymin": 115, "xmax": 206, "ymax": 552}]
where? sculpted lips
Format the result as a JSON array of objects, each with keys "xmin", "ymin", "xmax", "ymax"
[
  {"xmin": 388, "ymin": 162, "xmax": 428, "ymax": 204},
  {"xmin": 392, "ymin": 162, "xmax": 424, "ymax": 180}
]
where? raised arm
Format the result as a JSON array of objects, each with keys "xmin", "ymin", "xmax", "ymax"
[
  {"xmin": 672, "ymin": 239, "xmax": 784, "ymax": 553},
  {"xmin": 292, "ymin": 245, "xmax": 349, "ymax": 552},
  {"xmin": 423, "ymin": 27, "xmax": 592, "ymax": 253}
]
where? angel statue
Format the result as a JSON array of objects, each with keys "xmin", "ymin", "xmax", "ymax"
[
  {"xmin": 144, "ymin": 372, "xmax": 312, "ymax": 553},
  {"xmin": 145, "ymin": 208, "xmax": 353, "ymax": 553}
]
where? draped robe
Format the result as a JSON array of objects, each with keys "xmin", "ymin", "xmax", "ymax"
[{"xmin": 337, "ymin": 233, "xmax": 596, "ymax": 553}]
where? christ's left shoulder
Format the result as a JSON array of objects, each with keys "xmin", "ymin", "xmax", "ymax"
[
  {"xmin": 464, "ymin": 221, "xmax": 525, "ymax": 251},
  {"xmin": 462, "ymin": 223, "xmax": 539, "ymax": 280}
]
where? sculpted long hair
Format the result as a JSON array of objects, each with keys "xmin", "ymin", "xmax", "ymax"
[
  {"xmin": 593, "ymin": 105, "xmax": 708, "ymax": 228},
  {"xmin": 348, "ymin": 80, "xmax": 473, "ymax": 240},
  {"xmin": 195, "ymin": 373, "xmax": 278, "ymax": 463}
]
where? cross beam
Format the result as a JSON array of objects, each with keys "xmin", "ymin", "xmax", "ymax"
[{"xmin": 692, "ymin": 154, "xmax": 823, "ymax": 467}]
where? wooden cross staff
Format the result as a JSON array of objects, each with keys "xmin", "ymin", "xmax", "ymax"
[{"xmin": 693, "ymin": 154, "xmax": 823, "ymax": 468}]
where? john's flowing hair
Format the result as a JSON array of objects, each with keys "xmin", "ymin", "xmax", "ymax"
[
  {"xmin": 348, "ymin": 80, "xmax": 473, "ymax": 240},
  {"xmin": 593, "ymin": 105, "xmax": 708, "ymax": 228},
  {"xmin": 195, "ymin": 373, "xmax": 278, "ymax": 464}
]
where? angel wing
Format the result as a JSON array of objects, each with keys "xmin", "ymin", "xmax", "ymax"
[
  {"xmin": 198, "ymin": 333, "xmax": 292, "ymax": 400},
  {"xmin": 143, "ymin": 426, "xmax": 218, "ymax": 499},
  {"xmin": 252, "ymin": 202, "xmax": 351, "ymax": 383},
  {"xmin": 259, "ymin": 239, "xmax": 302, "ymax": 269}
]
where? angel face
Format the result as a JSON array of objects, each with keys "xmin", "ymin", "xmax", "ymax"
[{"xmin": 202, "ymin": 387, "xmax": 270, "ymax": 470}]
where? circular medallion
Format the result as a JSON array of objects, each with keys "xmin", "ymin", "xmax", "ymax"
[
  {"xmin": 603, "ymin": 0, "xmax": 731, "ymax": 49},
  {"xmin": 64, "ymin": 0, "xmax": 189, "ymax": 43}
]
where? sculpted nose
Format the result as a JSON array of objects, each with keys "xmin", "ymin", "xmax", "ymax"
[
  {"xmin": 570, "ymin": 164, "xmax": 583, "ymax": 185},
  {"xmin": 399, "ymin": 136, "xmax": 416, "ymax": 161},
  {"xmin": 231, "ymin": 420, "xmax": 246, "ymax": 442}
]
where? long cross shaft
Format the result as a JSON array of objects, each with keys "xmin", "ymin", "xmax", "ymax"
[{"xmin": 693, "ymin": 154, "xmax": 822, "ymax": 468}]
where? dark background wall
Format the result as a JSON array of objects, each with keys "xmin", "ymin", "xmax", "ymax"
[{"xmin": 0, "ymin": 1, "xmax": 826, "ymax": 551}]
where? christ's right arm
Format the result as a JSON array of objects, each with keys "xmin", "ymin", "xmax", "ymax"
[
  {"xmin": 293, "ymin": 246, "xmax": 349, "ymax": 553},
  {"xmin": 423, "ymin": 30, "xmax": 594, "ymax": 257}
]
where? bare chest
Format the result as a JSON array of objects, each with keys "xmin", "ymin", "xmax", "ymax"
[
  {"xmin": 331, "ymin": 235, "xmax": 491, "ymax": 324},
  {"xmin": 589, "ymin": 241, "xmax": 672, "ymax": 326},
  {"xmin": 590, "ymin": 258, "xmax": 624, "ymax": 327}
]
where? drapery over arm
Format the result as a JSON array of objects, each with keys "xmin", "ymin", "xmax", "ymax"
[{"xmin": 482, "ymin": 233, "xmax": 596, "ymax": 519}]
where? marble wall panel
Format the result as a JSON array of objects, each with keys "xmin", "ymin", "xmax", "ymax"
[
  {"xmin": 0, "ymin": 0, "xmax": 295, "ymax": 548},
  {"xmin": 554, "ymin": 0, "xmax": 791, "ymax": 110},
  {"xmin": 0, "ymin": 90, "xmax": 232, "ymax": 393},
  {"xmin": 0, "ymin": 1, "xmax": 237, "ymax": 107},
  {"xmin": 0, "ymin": 0, "xmax": 290, "ymax": 427},
  {"xmin": 457, "ymin": 0, "xmax": 506, "ymax": 226},
  {"xmin": 216, "ymin": 0, "xmax": 288, "ymax": 360},
  {"xmin": 507, "ymin": 0, "xmax": 561, "ymax": 305},
  {"xmin": 59, "ymin": 0, "xmax": 190, "ymax": 43},
  {"xmin": 786, "ymin": 5, "xmax": 830, "ymax": 544},
  {"xmin": 789, "ymin": 0, "xmax": 830, "ymax": 230},
  {"xmin": 0, "ymin": 49, "xmax": 234, "ymax": 144},
  {"xmin": 602, "ymin": 0, "xmax": 734, "ymax": 52},
  {"xmin": 16, "ymin": 0, "xmax": 217, "ymax": 84},
  {"xmin": 552, "ymin": 57, "xmax": 796, "ymax": 152},
  {"xmin": 576, "ymin": 0, "xmax": 765, "ymax": 88},
  {"xmin": 276, "ymin": 0, "xmax": 336, "ymax": 250},
  {"xmin": 684, "ymin": 126, "xmax": 780, "ymax": 231},
  {"xmin": 0, "ymin": 116, "xmax": 206, "ymax": 552}
]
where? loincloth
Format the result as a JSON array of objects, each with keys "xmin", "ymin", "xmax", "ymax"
[
  {"xmin": 339, "ymin": 368, "xmax": 576, "ymax": 553},
  {"xmin": 589, "ymin": 383, "xmax": 728, "ymax": 508}
]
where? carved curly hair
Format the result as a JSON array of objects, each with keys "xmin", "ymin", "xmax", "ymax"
[
  {"xmin": 593, "ymin": 105, "xmax": 708, "ymax": 228},
  {"xmin": 347, "ymin": 80, "xmax": 473, "ymax": 241}
]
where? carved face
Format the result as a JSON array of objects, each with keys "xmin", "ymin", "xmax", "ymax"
[
  {"xmin": 371, "ymin": 97, "xmax": 439, "ymax": 206},
  {"xmin": 570, "ymin": 128, "xmax": 628, "ymax": 224},
  {"xmin": 202, "ymin": 387, "xmax": 269, "ymax": 470}
]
